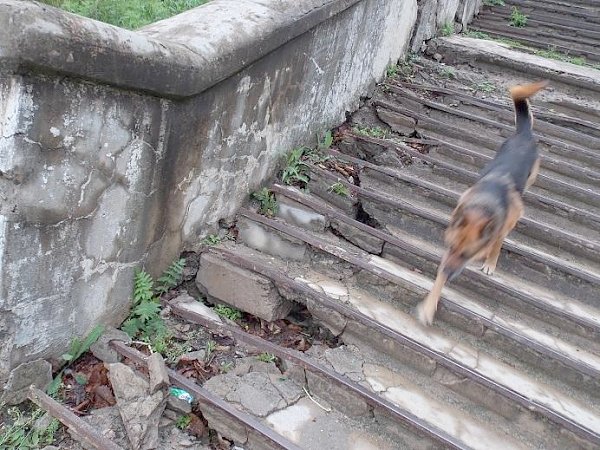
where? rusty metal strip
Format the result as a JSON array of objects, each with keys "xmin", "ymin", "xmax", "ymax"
[
  {"xmin": 110, "ymin": 342, "xmax": 302, "ymax": 450},
  {"xmin": 270, "ymin": 183, "xmax": 600, "ymax": 335},
  {"xmin": 240, "ymin": 207, "xmax": 600, "ymax": 380},
  {"xmin": 167, "ymin": 301, "xmax": 468, "ymax": 450},
  {"xmin": 207, "ymin": 244, "xmax": 600, "ymax": 445},
  {"xmin": 28, "ymin": 386, "xmax": 124, "ymax": 450}
]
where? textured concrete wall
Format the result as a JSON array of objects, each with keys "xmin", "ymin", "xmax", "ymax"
[{"xmin": 0, "ymin": 0, "xmax": 479, "ymax": 383}]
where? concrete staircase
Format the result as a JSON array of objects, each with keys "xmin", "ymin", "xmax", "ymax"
[
  {"xmin": 470, "ymin": 0, "xmax": 600, "ymax": 63},
  {"xmin": 188, "ymin": 18, "xmax": 600, "ymax": 450}
]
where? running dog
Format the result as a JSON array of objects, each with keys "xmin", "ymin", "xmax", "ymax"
[{"xmin": 416, "ymin": 80, "xmax": 549, "ymax": 326}]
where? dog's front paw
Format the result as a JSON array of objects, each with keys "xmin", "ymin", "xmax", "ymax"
[
  {"xmin": 416, "ymin": 301, "xmax": 435, "ymax": 326},
  {"xmin": 481, "ymin": 262, "xmax": 496, "ymax": 276}
]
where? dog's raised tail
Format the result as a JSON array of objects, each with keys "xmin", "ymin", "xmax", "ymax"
[{"xmin": 510, "ymin": 80, "xmax": 549, "ymax": 133}]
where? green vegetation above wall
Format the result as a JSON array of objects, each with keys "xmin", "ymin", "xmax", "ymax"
[{"xmin": 39, "ymin": 0, "xmax": 209, "ymax": 29}]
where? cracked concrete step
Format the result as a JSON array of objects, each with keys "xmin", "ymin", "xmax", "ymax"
[
  {"xmin": 307, "ymin": 164, "xmax": 600, "ymax": 305},
  {"xmin": 481, "ymin": 2, "xmax": 600, "ymax": 29},
  {"xmin": 387, "ymin": 80, "xmax": 600, "ymax": 153},
  {"xmin": 271, "ymin": 183, "xmax": 600, "ymax": 343},
  {"xmin": 205, "ymin": 240, "xmax": 600, "ymax": 448},
  {"xmin": 238, "ymin": 207, "xmax": 600, "ymax": 406}
]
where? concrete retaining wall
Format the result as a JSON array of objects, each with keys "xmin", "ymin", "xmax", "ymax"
[{"xmin": 0, "ymin": 0, "xmax": 480, "ymax": 384}]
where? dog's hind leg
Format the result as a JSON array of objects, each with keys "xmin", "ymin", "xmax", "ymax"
[{"xmin": 481, "ymin": 191, "xmax": 524, "ymax": 276}]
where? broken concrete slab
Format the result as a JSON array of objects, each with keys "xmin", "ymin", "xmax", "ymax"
[
  {"xmin": 107, "ymin": 363, "xmax": 167, "ymax": 450},
  {"xmin": 0, "ymin": 359, "xmax": 52, "ymax": 405},
  {"xmin": 148, "ymin": 353, "xmax": 170, "ymax": 394},
  {"xmin": 196, "ymin": 252, "xmax": 293, "ymax": 322},
  {"xmin": 90, "ymin": 327, "xmax": 132, "ymax": 364}
]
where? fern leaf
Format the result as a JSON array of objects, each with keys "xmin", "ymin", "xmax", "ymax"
[
  {"xmin": 157, "ymin": 258, "xmax": 186, "ymax": 292},
  {"xmin": 134, "ymin": 301, "xmax": 161, "ymax": 323},
  {"xmin": 133, "ymin": 270, "xmax": 154, "ymax": 303},
  {"xmin": 72, "ymin": 324, "xmax": 104, "ymax": 361},
  {"xmin": 121, "ymin": 318, "xmax": 142, "ymax": 338}
]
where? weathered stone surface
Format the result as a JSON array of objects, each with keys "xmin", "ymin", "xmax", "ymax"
[
  {"xmin": 410, "ymin": 0, "xmax": 438, "ymax": 52},
  {"xmin": 107, "ymin": 363, "xmax": 167, "ymax": 450},
  {"xmin": 306, "ymin": 371, "xmax": 369, "ymax": 418},
  {"xmin": 276, "ymin": 194, "xmax": 328, "ymax": 232},
  {"xmin": 196, "ymin": 252, "xmax": 293, "ymax": 322},
  {"xmin": 167, "ymin": 395, "xmax": 192, "ymax": 415},
  {"xmin": 237, "ymin": 216, "xmax": 307, "ymax": 261},
  {"xmin": 0, "ymin": 359, "xmax": 52, "ymax": 405},
  {"xmin": 90, "ymin": 327, "xmax": 132, "ymax": 364},
  {"xmin": 324, "ymin": 346, "xmax": 365, "ymax": 383},
  {"xmin": 148, "ymin": 353, "xmax": 170, "ymax": 394},
  {"xmin": 456, "ymin": 0, "xmax": 483, "ymax": 29},
  {"xmin": 330, "ymin": 218, "xmax": 384, "ymax": 255}
]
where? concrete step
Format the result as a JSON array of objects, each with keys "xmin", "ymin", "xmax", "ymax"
[{"xmin": 207, "ymin": 218, "xmax": 600, "ymax": 447}]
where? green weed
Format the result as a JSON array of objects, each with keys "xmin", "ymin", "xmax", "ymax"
[
  {"xmin": 473, "ymin": 81, "xmax": 496, "ymax": 93},
  {"xmin": 38, "ymin": 0, "xmax": 209, "ymax": 30},
  {"xmin": 256, "ymin": 352, "xmax": 277, "ymax": 363},
  {"xmin": 220, "ymin": 361, "xmax": 234, "ymax": 373},
  {"xmin": 464, "ymin": 30, "xmax": 491, "ymax": 39},
  {"xmin": 352, "ymin": 125, "xmax": 387, "ymax": 139},
  {"xmin": 0, "ymin": 406, "xmax": 61, "ymax": 449},
  {"xmin": 156, "ymin": 258, "xmax": 186, "ymax": 294},
  {"xmin": 175, "ymin": 414, "xmax": 192, "ymax": 430},
  {"xmin": 509, "ymin": 7, "xmax": 528, "ymax": 27},
  {"xmin": 202, "ymin": 234, "xmax": 221, "ymax": 246},
  {"xmin": 534, "ymin": 48, "xmax": 586, "ymax": 65},
  {"xmin": 386, "ymin": 64, "xmax": 399, "ymax": 78},
  {"xmin": 252, "ymin": 188, "xmax": 278, "ymax": 217},
  {"xmin": 328, "ymin": 182, "xmax": 350, "ymax": 197},
  {"xmin": 483, "ymin": 0, "xmax": 505, "ymax": 6},
  {"xmin": 439, "ymin": 67, "xmax": 456, "ymax": 79},
  {"xmin": 440, "ymin": 22, "xmax": 454, "ymax": 37},
  {"xmin": 281, "ymin": 147, "xmax": 310, "ymax": 187},
  {"xmin": 46, "ymin": 324, "xmax": 104, "ymax": 396},
  {"xmin": 214, "ymin": 304, "xmax": 243, "ymax": 321},
  {"xmin": 151, "ymin": 336, "xmax": 192, "ymax": 365},
  {"xmin": 205, "ymin": 340, "xmax": 217, "ymax": 359}
]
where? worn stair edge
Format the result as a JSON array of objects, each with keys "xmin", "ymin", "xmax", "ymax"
[
  {"xmin": 168, "ymin": 299, "xmax": 471, "ymax": 450},
  {"xmin": 209, "ymin": 244, "xmax": 600, "ymax": 445},
  {"xmin": 271, "ymin": 183, "xmax": 600, "ymax": 339},
  {"xmin": 481, "ymin": 6, "xmax": 600, "ymax": 31},
  {"xmin": 309, "ymin": 163, "xmax": 600, "ymax": 289},
  {"xmin": 374, "ymin": 100, "xmax": 600, "ymax": 183},
  {"xmin": 354, "ymin": 156, "xmax": 600, "ymax": 265},
  {"xmin": 436, "ymin": 35, "xmax": 600, "ymax": 93}
]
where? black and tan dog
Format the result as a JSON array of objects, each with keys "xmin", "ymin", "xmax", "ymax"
[{"xmin": 417, "ymin": 80, "xmax": 549, "ymax": 326}]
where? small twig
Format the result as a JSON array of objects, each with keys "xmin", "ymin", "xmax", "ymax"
[
  {"xmin": 302, "ymin": 386, "xmax": 332, "ymax": 412},
  {"xmin": 130, "ymin": 341, "xmax": 154, "ymax": 353}
]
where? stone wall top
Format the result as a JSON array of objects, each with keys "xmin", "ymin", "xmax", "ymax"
[{"xmin": 0, "ymin": 0, "xmax": 361, "ymax": 98}]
